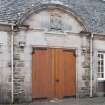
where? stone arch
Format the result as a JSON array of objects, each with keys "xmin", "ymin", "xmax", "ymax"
[{"xmin": 16, "ymin": 3, "xmax": 87, "ymax": 31}]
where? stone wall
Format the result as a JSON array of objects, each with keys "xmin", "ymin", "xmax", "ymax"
[
  {"xmin": 13, "ymin": 30, "xmax": 32, "ymax": 103},
  {"xmin": 0, "ymin": 32, "xmax": 11, "ymax": 103},
  {"xmin": 80, "ymin": 35, "xmax": 90, "ymax": 97}
]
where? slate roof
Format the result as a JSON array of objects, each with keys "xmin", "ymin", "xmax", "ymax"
[{"xmin": 0, "ymin": 0, "xmax": 105, "ymax": 33}]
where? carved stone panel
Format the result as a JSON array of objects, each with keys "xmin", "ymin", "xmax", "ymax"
[{"xmin": 50, "ymin": 14, "xmax": 63, "ymax": 31}]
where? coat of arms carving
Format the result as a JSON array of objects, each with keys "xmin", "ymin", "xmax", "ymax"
[{"xmin": 50, "ymin": 14, "xmax": 63, "ymax": 31}]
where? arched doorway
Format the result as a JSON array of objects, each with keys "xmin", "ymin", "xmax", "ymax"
[{"xmin": 18, "ymin": 3, "xmax": 87, "ymax": 100}]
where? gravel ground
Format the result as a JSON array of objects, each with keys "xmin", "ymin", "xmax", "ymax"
[{"xmin": 7, "ymin": 97, "xmax": 105, "ymax": 105}]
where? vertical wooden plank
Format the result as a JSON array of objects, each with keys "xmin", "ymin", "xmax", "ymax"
[
  {"xmin": 55, "ymin": 49, "xmax": 64, "ymax": 98},
  {"xmin": 63, "ymin": 50, "xmax": 76, "ymax": 97},
  {"xmin": 32, "ymin": 48, "xmax": 53, "ymax": 99},
  {"xmin": 50, "ymin": 48, "xmax": 56, "ymax": 98},
  {"xmin": 47, "ymin": 48, "xmax": 55, "ymax": 98},
  {"xmin": 32, "ymin": 51, "xmax": 38, "ymax": 98}
]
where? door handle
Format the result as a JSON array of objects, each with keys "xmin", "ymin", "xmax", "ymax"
[{"xmin": 56, "ymin": 79, "xmax": 60, "ymax": 82}]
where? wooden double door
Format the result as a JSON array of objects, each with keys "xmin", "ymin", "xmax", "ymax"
[{"xmin": 32, "ymin": 48, "xmax": 76, "ymax": 99}]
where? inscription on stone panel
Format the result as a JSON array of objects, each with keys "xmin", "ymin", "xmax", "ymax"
[{"xmin": 50, "ymin": 14, "xmax": 63, "ymax": 31}]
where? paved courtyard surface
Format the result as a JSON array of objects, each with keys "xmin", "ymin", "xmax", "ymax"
[{"xmin": 11, "ymin": 97, "xmax": 105, "ymax": 105}]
